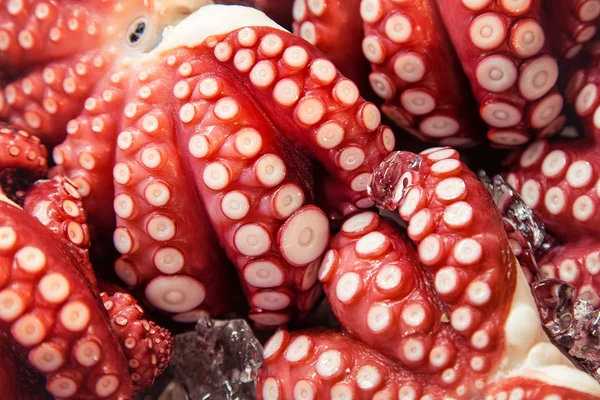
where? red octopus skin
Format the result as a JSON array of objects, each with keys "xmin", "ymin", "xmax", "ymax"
[
  {"xmin": 359, "ymin": 0, "xmax": 485, "ymax": 146},
  {"xmin": 542, "ymin": 0, "xmax": 600, "ymax": 61},
  {"xmin": 100, "ymin": 291, "xmax": 172, "ymax": 394},
  {"xmin": 505, "ymin": 51, "xmax": 600, "ymax": 239},
  {"xmin": 45, "ymin": 5, "xmax": 394, "ymax": 327},
  {"xmin": 0, "ymin": 193, "xmax": 134, "ymax": 398},
  {"xmin": 0, "ymin": 174, "xmax": 174, "ymax": 398},
  {"xmin": 259, "ymin": 146, "xmax": 600, "ymax": 398},
  {"xmin": 291, "ymin": 0, "xmax": 373, "ymax": 92},
  {"xmin": 0, "ymin": 0, "xmax": 151, "ymax": 146},
  {"xmin": 536, "ymin": 238, "xmax": 600, "ymax": 308},
  {"xmin": 437, "ymin": 0, "xmax": 565, "ymax": 146},
  {"xmin": 259, "ymin": 330, "xmax": 600, "ymax": 399}
]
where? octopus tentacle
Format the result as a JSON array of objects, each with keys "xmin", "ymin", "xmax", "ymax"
[
  {"xmin": 438, "ymin": 0, "xmax": 564, "ymax": 146},
  {"xmin": 0, "ymin": 122, "xmax": 47, "ymax": 204},
  {"xmin": 373, "ymin": 147, "xmax": 600, "ymax": 394},
  {"xmin": 261, "ymin": 146, "xmax": 600, "ymax": 396},
  {"xmin": 507, "ymin": 139, "xmax": 600, "ymax": 239},
  {"xmin": 23, "ymin": 176, "xmax": 90, "ymax": 251},
  {"xmin": 164, "ymin": 21, "xmax": 391, "ymax": 324},
  {"xmin": 543, "ymin": 0, "xmax": 600, "ymax": 60},
  {"xmin": 322, "ymin": 214, "xmax": 500, "ymax": 388},
  {"xmin": 258, "ymin": 329, "xmax": 600, "ymax": 399},
  {"xmin": 109, "ymin": 62, "xmax": 239, "ymax": 320},
  {"xmin": 100, "ymin": 291, "xmax": 172, "ymax": 394},
  {"xmin": 0, "ymin": 197, "xmax": 133, "ymax": 399},
  {"xmin": 507, "ymin": 58, "xmax": 600, "ymax": 240},
  {"xmin": 1, "ymin": 49, "xmax": 115, "ymax": 146},
  {"xmin": 0, "ymin": 122, "xmax": 47, "ymax": 174},
  {"xmin": 259, "ymin": 329, "xmax": 440, "ymax": 399},
  {"xmin": 51, "ymin": 68, "xmax": 130, "ymax": 244},
  {"xmin": 360, "ymin": 0, "xmax": 484, "ymax": 146},
  {"xmin": 292, "ymin": 0, "xmax": 372, "ymax": 91},
  {"xmin": 195, "ymin": 25, "xmax": 391, "ymax": 215},
  {"xmin": 167, "ymin": 54, "xmax": 326, "ymax": 325},
  {"xmin": 536, "ymin": 238, "xmax": 600, "ymax": 308},
  {"xmin": 0, "ymin": 0, "xmax": 151, "ymax": 72}
]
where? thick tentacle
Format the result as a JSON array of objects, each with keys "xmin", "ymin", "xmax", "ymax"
[
  {"xmin": 134, "ymin": 10, "xmax": 392, "ymax": 326},
  {"xmin": 484, "ymin": 376, "xmax": 600, "ymax": 399},
  {"xmin": 107, "ymin": 63, "xmax": 240, "ymax": 321},
  {"xmin": 23, "ymin": 176, "xmax": 90, "ymax": 252},
  {"xmin": 0, "ymin": 197, "xmax": 133, "ymax": 399},
  {"xmin": 259, "ymin": 329, "xmax": 446, "ymax": 399},
  {"xmin": 506, "ymin": 139, "xmax": 600, "ymax": 239},
  {"xmin": 322, "ymin": 214, "xmax": 502, "ymax": 391},
  {"xmin": 438, "ymin": 0, "xmax": 564, "ymax": 146},
  {"xmin": 0, "ymin": 49, "xmax": 114, "ymax": 146},
  {"xmin": 360, "ymin": 0, "xmax": 484, "ymax": 146},
  {"xmin": 364, "ymin": 147, "xmax": 600, "ymax": 396},
  {"xmin": 536, "ymin": 238, "xmax": 600, "ymax": 308},
  {"xmin": 100, "ymin": 291, "xmax": 172, "ymax": 394},
  {"xmin": 0, "ymin": 122, "xmax": 47, "ymax": 173},
  {"xmin": 50, "ymin": 68, "xmax": 129, "ymax": 250},
  {"xmin": 292, "ymin": 0, "xmax": 372, "ymax": 92}
]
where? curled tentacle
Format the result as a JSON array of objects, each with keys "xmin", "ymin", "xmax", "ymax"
[
  {"xmin": 53, "ymin": 6, "xmax": 393, "ymax": 327},
  {"xmin": 0, "ymin": 122, "xmax": 47, "ymax": 204},
  {"xmin": 1, "ymin": 49, "xmax": 115, "ymax": 146},
  {"xmin": 258, "ymin": 328, "xmax": 600, "ymax": 399},
  {"xmin": 322, "ymin": 214, "xmax": 505, "ymax": 390},
  {"xmin": 261, "ymin": 146, "xmax": 600, "ymax": 396},
  {"xmin": 536, "ymin": 238, "xmax": 600, "ymax": 308},
  {"xmin": 100, "ymin": 291, "xmax": 173, "ymax": 394},
  {"xmin": 0, "ymin": 196, "xmax": 134, "ymax": 399}
]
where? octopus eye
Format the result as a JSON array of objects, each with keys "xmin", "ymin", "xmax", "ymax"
[
  {"xmin": 127, "ymin": 18, "xmax": 149, "ymax": 47},
  {"xmin": 130, "ymin": 22, "xmax": 146, "ymax": 43}
]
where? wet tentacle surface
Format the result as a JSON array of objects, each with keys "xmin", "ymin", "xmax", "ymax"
[
  {"xmin": 109, "ymin": 59, "xmax": 238, "ymax": 322},
  {"xmin": 323, "ymin": 215, "xmax": 504, "ymax": 391},
  {"xmin": 100, "ymin": 291, "xmax": 172, "ymax": 394},
  {"xmin": 260, "ymin": 146, "xmax": 600, "ymax": 398},
  {"xmin": 292, "ymin": 0, "xmax": 371, "ymax": 91},
  {"xmin": 51, "ymin": 68, "xmax": 129, "ymax": 245},
  {"xmin": 0, "ymin": 198, "xmax": 134, "ymax": 399},
  {"xmin": 159, "ymin": 25, "xmax": 393, "ymax": 325},
  {"xmin": 438, "ymin": 0, "xmax": 564, "ymax": 146},
  {"xmin": 543, "ymin": 0, "xmax": 600, "ymax": 60},
  {"xmin": 0, "ymin": 49, "xmax": 115, "ymax": 146},
  {"xmin": 361, "ymin": 0, "xmax": 485, "ymax": 146}
]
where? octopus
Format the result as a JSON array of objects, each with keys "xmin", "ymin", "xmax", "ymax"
[
  {"xmin": 0, "ymin": 0, "xmax": 599, "ymax": 398},
  {"xmin": 287, "ymin": 0, "xmax": 599, "ymax": 147},
  {"xmin": 258, "ymin": 146, "xmax": 600, "ymax": 399},
  {"xmin": 0, "ymin": 125, "xmax": 172, "ymax": 399}
]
